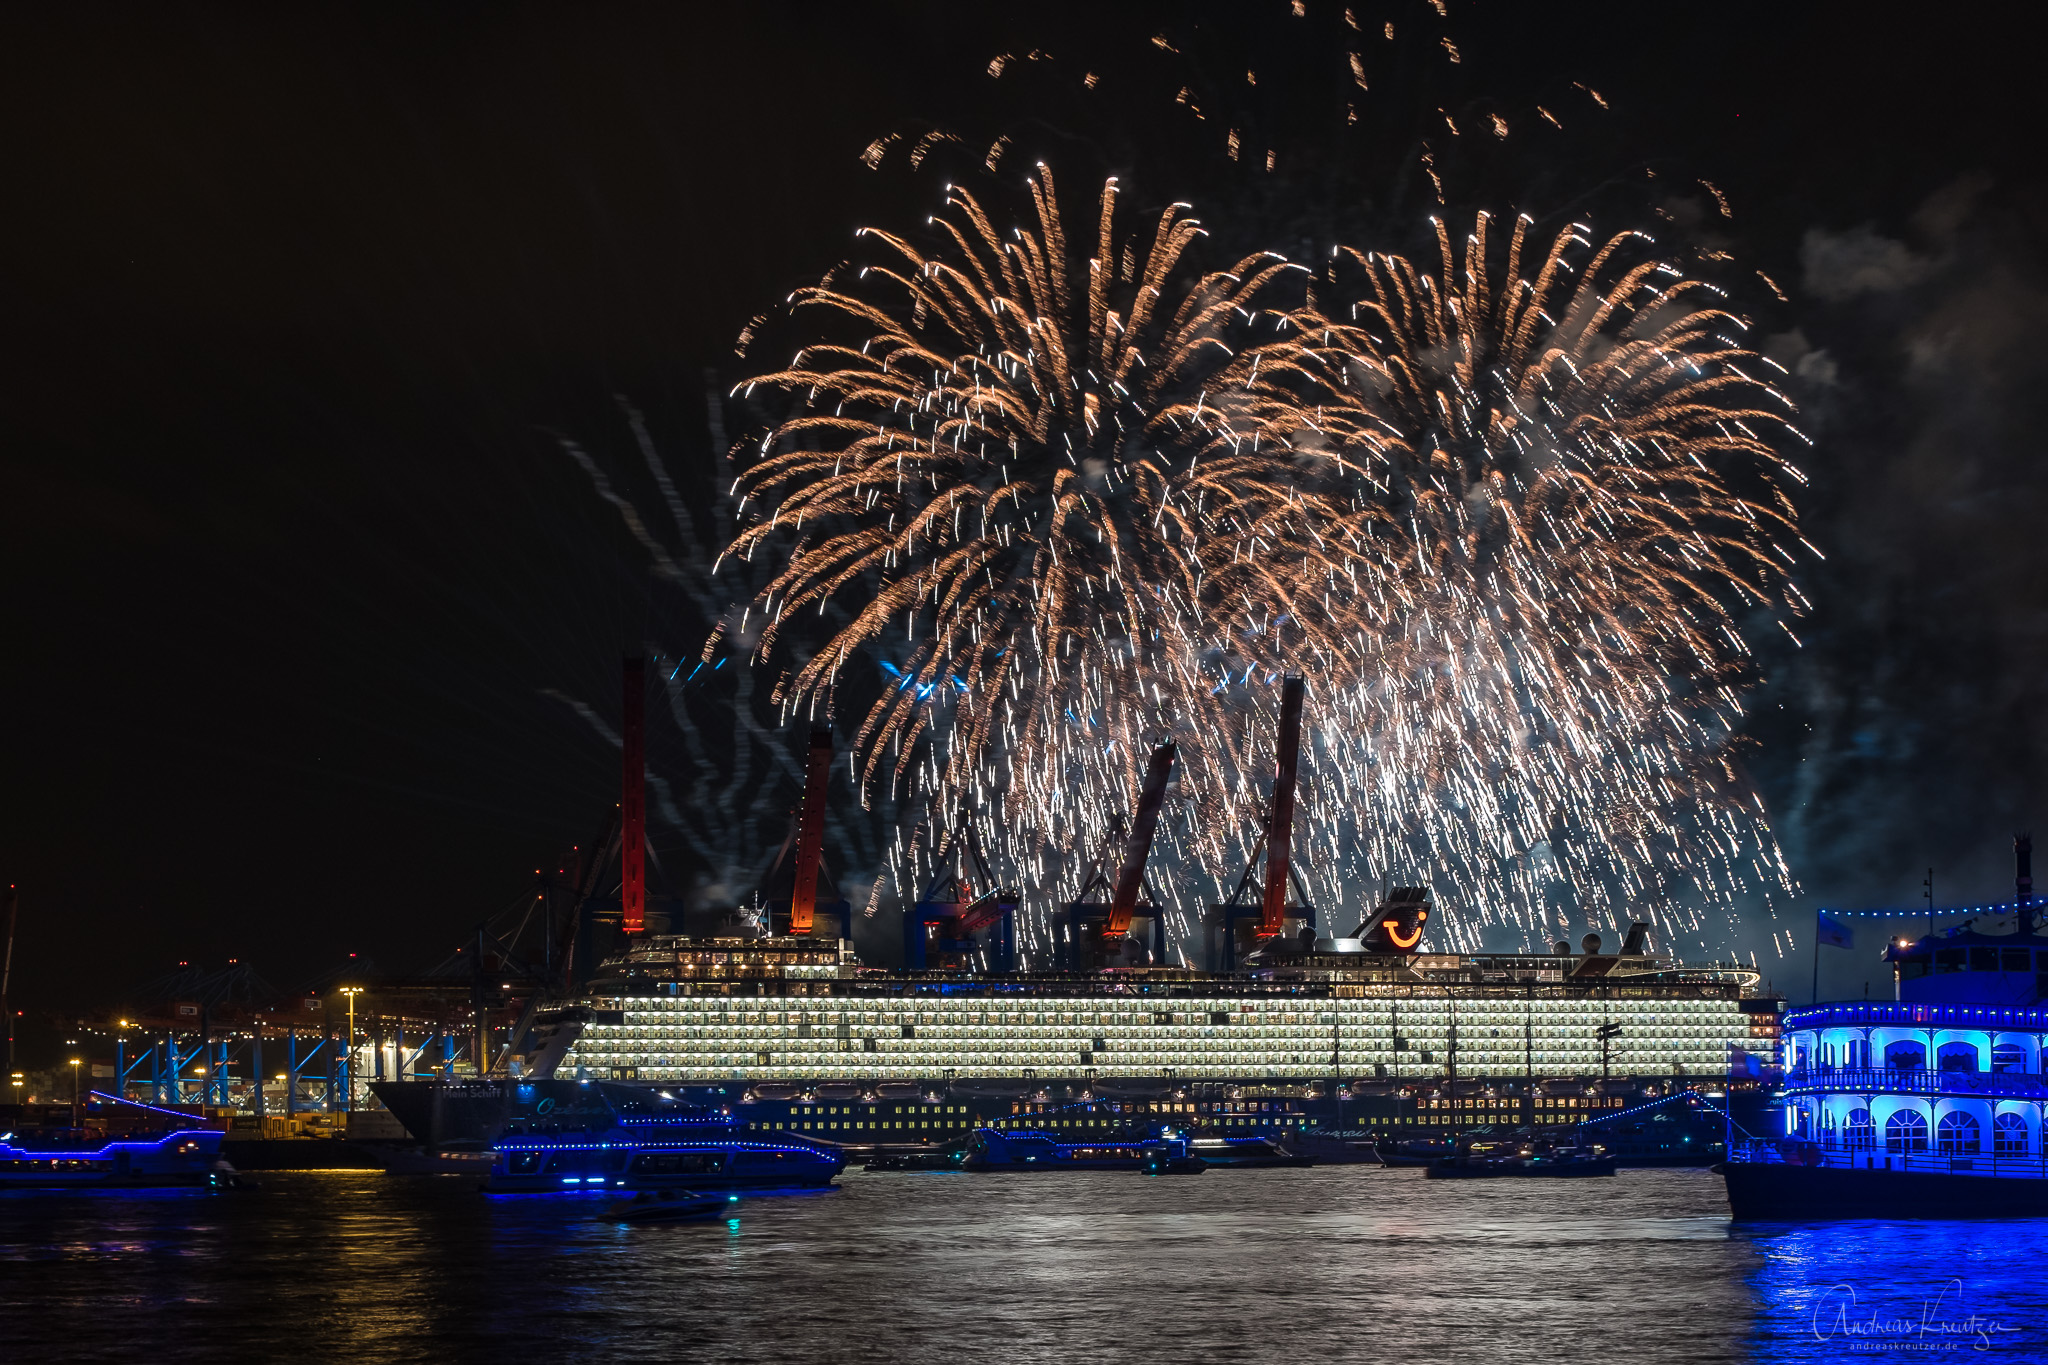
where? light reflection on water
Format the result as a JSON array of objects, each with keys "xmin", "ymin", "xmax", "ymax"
[
  {"xmin": 1743, "ymin": 1217, "xmax": 2048, "ymax": 1361},
  {"xmin": 3, "ymin": 1168, "xmax": 2045, "ymax": 1362}
]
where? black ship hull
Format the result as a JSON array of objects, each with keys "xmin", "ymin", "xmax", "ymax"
[
  {"xmin": 1724, "ymin": 1160, "xmax": 2048, "ymax": 1220},
  {"xmin": 369, "ymin": 1079, "xmax": 516, "ymax": 1147}
]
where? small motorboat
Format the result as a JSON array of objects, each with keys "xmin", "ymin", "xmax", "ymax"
[
  {"xmin": 1282, "ymin": 1129, "xmax": 1385, "ymax": 1166},
  {"xmin": 1375, "ymin": 1137, "xmax": 1456, "ymax": 1167},
  {"xmin": 1187, "ymin": 1136, "xmax": 1313, "ymax": 1168},
  {"xmin": 963, "ymin": 1127, "xmax": 1202, "ymax": 1172},
  {"xmin": 1141, "ymin": 1148, "xmax": 1206, "ymax": 1175},
  {"xmin": 1514, "ymin": 1144, "xmax": 1617, "ymax": 1178},
  {"xmin": 1424, "ymin": 1131, "xmax": 1618, "ymax": 1179},
  {"xmin": 607, "ymin": 1188, "xmax": 732, "ymax": 1222},
  {"xmin": 862, "ymin": 1149, "xmax": 961, "ymax": 1172}
]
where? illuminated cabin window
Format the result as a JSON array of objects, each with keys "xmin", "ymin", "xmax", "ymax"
[
  {"xmin": 1885, "ymin": 1110, "xmax": 1929, "ymax": 1153},
  {"xmin": 1937, "ymin": 1111, "xmax": 1980, "ymax": 1155},
  {"xmin": 1933, "ymin": 1113, "xmax": 1982, "ymax": 1162},
  {"xmin": 1995, "ymin": 1112, "xmax": 2028, "ymax": 1156},
  {"xmin": 1844, "ymin": 1109, "xmax": 1875, "ymax": 1149},
  {"xmin": 1884, "ymin": 1041, "xmax": 1925, "ymax": 1071}
]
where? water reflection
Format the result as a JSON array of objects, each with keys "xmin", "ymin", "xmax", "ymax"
[
  {"xmin": 1743, "ymin": 1218, "xmax": 2048, "ymax": 1361},
  {"xmin": 5, "ymin": 1169, "xmax": 2047, "ymax": 1362}
]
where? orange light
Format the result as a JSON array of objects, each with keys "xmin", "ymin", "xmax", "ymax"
[{"xmin": 1386, "ymin": 909, "xmax": 1428, "ymax": 950}]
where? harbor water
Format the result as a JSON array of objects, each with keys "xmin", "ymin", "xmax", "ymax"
[{"xmin": 4, "ymin": 1166, "xmax": 2043, "ymax": 1361}]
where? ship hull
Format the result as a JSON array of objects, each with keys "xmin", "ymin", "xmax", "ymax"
[{"xmin": 1724, "ymin": 1160, "xmax": 2048, "ymax": 1220}]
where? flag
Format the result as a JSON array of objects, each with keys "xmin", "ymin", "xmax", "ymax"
[
  {"xmin": 1728, "ymin": 1044, "xmax": 1763, "ymax": 1079},
  {"xmin": 1815, "ymin": 910, "xmax": 1855, "ymax": 950}
]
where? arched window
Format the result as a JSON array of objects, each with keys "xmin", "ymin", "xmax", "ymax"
[
  {"xmin": 1994, "ymin": 1112, "xmax": 2029, "ymax": 1157},
  {"xmin": 1937, "ymin": 1042, "xmax": 1981, "ymax": 1074},
  {"xmin": 1885, "ymin": 1041, "xmax": 1926, "ymax": 1070},
  {"xmin": 1845, "ymin": 1109, "xmax": 1875, "ymax": 1149},
  {"xmin": 1885, "ymin": 1109, "xmax": 1929, "ymax": 1153},
  {"xmin": 1939, "ymin": 1111, "xmax": 1981, "ymax": 1154},
  {"xmin": 1991, "ymin": 1043, "xmax": 2028, "ymax": 1074}
]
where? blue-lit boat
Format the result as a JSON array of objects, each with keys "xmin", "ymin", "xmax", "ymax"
[
  {"xmin": 962, "ymin": 1125, "xmax": 1202, "ymax": 1171},
  {"xmin": 1723, "ymin": 885, "xmax": 2048, "ymax": 1220},
  {"xmin": 0, "ymin": 1125, "xmax": 232, "ymax": 1188},
  {"xmin": 481, "ymin": 1079, "xmax": 843, "ymax": 1194}
]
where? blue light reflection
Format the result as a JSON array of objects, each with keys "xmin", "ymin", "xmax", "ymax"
[{"xmin": 1742, "ymin": 1218, "xmax": 2048, "ymax": 1360}]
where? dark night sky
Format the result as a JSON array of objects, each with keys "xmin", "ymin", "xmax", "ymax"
[{"xmin": 3, "ymin": 3, "xmax": 2044, "ymax": 1037}]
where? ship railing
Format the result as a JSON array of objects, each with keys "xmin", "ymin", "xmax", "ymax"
[
  {"xmin": 1781, "ymin": 1066, "xmax": 2048, "ymax": 1099},
  {"xmin": 1730, "ymin": 1137, "xmax": 2048, "ymax": 1179}
]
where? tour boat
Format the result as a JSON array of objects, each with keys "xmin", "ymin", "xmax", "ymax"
[
  {"xmin": 481, "ymin": 1080, "xmax": 843, "ymax": 1194},
  {"xmin": 0, "ymin": 1125, "xmax": 232, "ymax": 1188}
]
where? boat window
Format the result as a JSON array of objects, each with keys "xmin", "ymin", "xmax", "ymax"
[
  {"xmin": 1969, "ymin": 948, "xmax": 1998, "ymax": 972},
  {"xmin": 630, "ymin": 1151, "xmax": 727, "ymax": 1175},
  {"xmin": 1884, "ymin": 1041, "xmax": 1925, "ymax": 1070},
  {"xmin": 1937, "ymin": 1042, "xmax": 1980, "ymax": 1074},
  {"xmin": 1844, "ymin": 1109, "xmax": 1875, "ymax": 1149},
  {"xmin": 1994, "ymin": 1112, "xmax": 2028, "ymax": 1156},
  {"xmin": 1992, "ymin": 1043, "xmax": 2027, "ymax": 1074},
  {"xmin": 1938, "ymin": 1111, "xmax": 1980, "ymax": 1155},
  {"xmin": 1935, "ymin": 949, "xmax": 1966, "ymax": 972},
  {"xmin": 1884, "ymin": 1110, "xmax": 1929, "ymax": 1153},
  {"xmin": 2003, "ymin": 949, "xmax": 2032, "ymax": 972}
]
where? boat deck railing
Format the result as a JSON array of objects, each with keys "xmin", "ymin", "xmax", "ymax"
[
  {"xmin": 1782, "ymin": 1066, "xmax": 2048, "ymax": 1099},
  {"xmin": 1730, "ymin": 1137, "xmax": 2048, "ymax": 1179}
]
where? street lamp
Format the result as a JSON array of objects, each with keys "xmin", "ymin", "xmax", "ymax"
[
  {"xmin": 69, "ymin": 1057, "xmax": 81, "ymax": 1127},
  {"xmin": 339, "ymin": 987, "xmax": 364, "ymax": 1112}
]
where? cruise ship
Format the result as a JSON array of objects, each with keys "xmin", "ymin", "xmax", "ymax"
[
  {"xmin": 374, "ymin": 674, "xmax": 1782, "ymax": 1145},
  {"xmin": 502, "ymin": 909, "xmax": 1782, "ymax": 1141}
]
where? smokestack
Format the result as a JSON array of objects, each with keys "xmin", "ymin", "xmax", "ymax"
[
  {"xmin": 622, "ymin": 657, "xmax": 646, "ymax": 936},
  {"xmin": 1259, "ymin": 676, "xmax": 1306, "ymax": 939},
  {"xmin": 788, "ymin": 726, "xmax": 834, "ymax": 936},
  {"xmin": 2019, "ymin": 833, "xmax": 2034, "ymax": 914}
]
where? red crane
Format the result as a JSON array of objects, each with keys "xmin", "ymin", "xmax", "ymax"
[
  {"xmin": 1102, "ymin": 741, "xmax": 1177, "ymax": 942},
  {"xmin": 1258, "ymin": 675, "xmax": 1305, "ymax": 939},
  {"xmin": 621, "ymin": 657, "xmax": 646, "ymax": 935},
  {"xmin": 787, "ymin": 726, "xmax": 834, "ymax": 935}
]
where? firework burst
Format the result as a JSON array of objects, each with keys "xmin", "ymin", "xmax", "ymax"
[
  {"xmin": 715, "ymin": 170, "xmax": 1361, "ymax": 931},
  {"xmin": 720, "ymin": 171, "xmax": 1806, "ymax": 956},
  {"xmin": 1225, "ymin": 210, "xmax": 1807, "ymax": 943}
]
